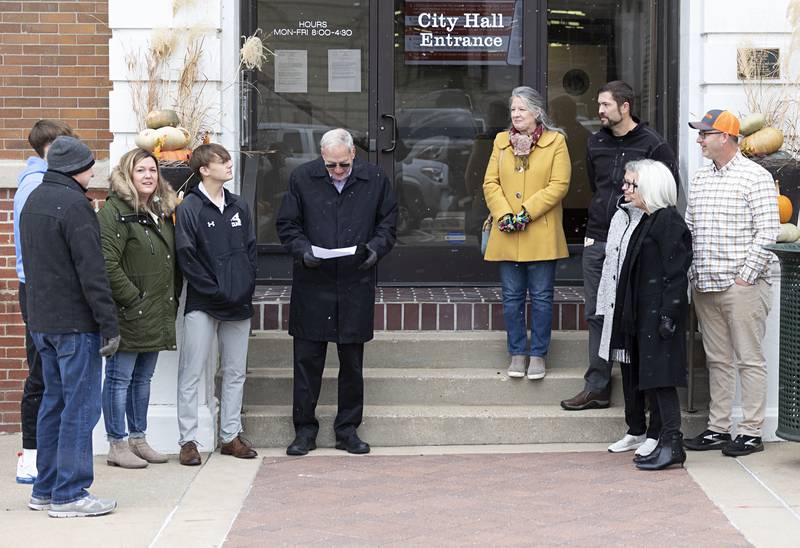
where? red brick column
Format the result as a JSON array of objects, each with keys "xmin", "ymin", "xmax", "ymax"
[
  {"xmin": 0, "ymin": 0, "xmax": 112, "ymax": 161},
  {"xmin": 0, "ymin": 189, "xmax": 25, "ymax": 431},
  {"xmin": 0, "ymin": 2, "xmax": 112, "ymax": 431}
]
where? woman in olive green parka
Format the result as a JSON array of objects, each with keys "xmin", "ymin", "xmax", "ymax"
[{"xmin": 97, "ymin": 147, "xmax": 179, "ymax": 468}]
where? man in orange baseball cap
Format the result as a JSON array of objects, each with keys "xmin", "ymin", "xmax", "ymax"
[
  {"xmin": 688, "ymin": 109, "xmax": 741, "ymax": 137},
  {"xmin": 684, "ymin": 107, "xmax": 779, "ymax": 458}
]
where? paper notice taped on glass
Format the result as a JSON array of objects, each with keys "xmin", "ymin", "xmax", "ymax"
[{"xmin": 311, "ymin": 245, "xmax": 357, "ymax": 259}]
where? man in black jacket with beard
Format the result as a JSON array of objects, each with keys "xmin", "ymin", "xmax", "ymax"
[
  {"xmin": 561, "ymin": 81, "xmax": 679, "ymax": 413},
  {"xmin": 277, "ymin": 128, "xmax": 397, "ymax": 456}
]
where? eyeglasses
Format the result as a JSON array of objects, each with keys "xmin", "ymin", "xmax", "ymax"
[
  {"xmin": 698, "ymin": 131, "xmax": 723, "ymax": 139},
  {"xmin": 622, "ymin": 180, "xmax": 638, "ymax": 190},
  {"xmin": 324, "ymin": 162, "xmax": 351, "ymax": 169}
]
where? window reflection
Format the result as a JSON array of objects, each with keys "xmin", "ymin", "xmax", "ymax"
[{"xmin": 547, "ymin": 0, "xmax": 656, "ymax": 243}]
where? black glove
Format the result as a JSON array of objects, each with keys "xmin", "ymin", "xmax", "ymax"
[
  {"xmin": 358, "ymin": 244, "xmax": 378, "ymax": 270},
  {"xmin": 302, "ymin": 250, "xmax": 322, "ymax": 268},
  {"xmin": 99, "ymin": 335, "xmax": 121, "ymax": 358},
  {"xmin": 658, "ymin": 315, "xmax": 676, "ymax": 340}
]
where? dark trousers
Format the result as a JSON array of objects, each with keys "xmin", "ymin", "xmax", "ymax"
[
  {"xmin": 648, "ymin": 387, "xmax": 681, "ymax": 437},
  {"xmin": 292, "ymin": 338, "xmax": 364, "ymax": 440},
  {"xmin": 582, "ymin": 241, "xmax": 613, "ymax": 393},
  {"xmin": 19, "ymin": 282, "xmax": 44, "ymax": 450},
  {"xmin": 621, "ymin": 362, "xmax": 662, "ymax": 439}
]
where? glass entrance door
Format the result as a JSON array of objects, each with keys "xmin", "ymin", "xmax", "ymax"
[
  {"xmin": 242, "ymin": 0, "xmax": 671, "ymax": 284},
  {"xmin": 376, "ymin": 0, "xmax": 531, "ymax": 284}
]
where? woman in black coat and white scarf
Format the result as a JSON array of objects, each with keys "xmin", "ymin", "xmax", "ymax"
[{"xmin": 610, "ymin": 159, "xmax": 692, "ymax": 471}]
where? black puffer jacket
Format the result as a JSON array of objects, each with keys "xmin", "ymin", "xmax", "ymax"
[
  {"xmin": 175, "ymin": 185, "xmax": 256, "ymax": 321},
  {"xmin": 585, "ymin": 120, "xmax": 679, "ymax": 242},
  {"xmin": 19, "ymin": 170, "xmax": 119, "ymax": 338}
]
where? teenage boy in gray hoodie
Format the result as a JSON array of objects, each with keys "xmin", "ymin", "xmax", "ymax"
[{"xmin": 12, "ymin": 120, "xmax": 74, "ymax": 484}]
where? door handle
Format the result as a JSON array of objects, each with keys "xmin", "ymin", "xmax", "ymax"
[{"xmin": 381, "ymin": 114, "xmax": 396, "ymax": 153}]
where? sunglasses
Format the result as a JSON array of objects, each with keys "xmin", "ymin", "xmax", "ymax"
[{"xmin": 324, "ymin": 162, "xmax": 351, "ymax": 169}]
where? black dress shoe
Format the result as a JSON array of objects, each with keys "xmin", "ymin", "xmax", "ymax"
[
  {"xmin": 335, "ymin": 434, "xmax": 370, "ymax": 454},
  {"xmin": 286, "ymin": 435, "xmax": 316, "ymax": 456}
]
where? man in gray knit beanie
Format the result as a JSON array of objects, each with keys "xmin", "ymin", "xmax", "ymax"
[{"xmin": 19, "ymin": 135, "xmax": 120, "ymax": 517}]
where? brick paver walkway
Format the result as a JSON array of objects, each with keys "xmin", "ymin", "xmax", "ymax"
[{"xmin": 225, "ymin": 452, "xmax": 750, "ymax": 547}]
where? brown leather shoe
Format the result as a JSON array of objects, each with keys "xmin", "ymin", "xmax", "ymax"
[
  {"xmin": 560, "ymin": 389, "xmax": 610, "ymax": 411},
  {"xmin": 179, "ymin": 441, "xmax": 202, "ymax": 466},
  {"xmin": 220, "ymin": 435, "xmax": 258, "ymax": 459}
]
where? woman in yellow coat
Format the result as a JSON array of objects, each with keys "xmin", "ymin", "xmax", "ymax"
[{"xmin": 483, "ymin": 86, "xmax": 571, "ymax": 381}]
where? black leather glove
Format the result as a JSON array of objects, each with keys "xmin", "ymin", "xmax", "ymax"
[
  {"xmin": 358, "ymin": 244, "xmax": 378, "ymax": 271},
  {"xmin": 658, "ymin": 315, "xmax": 676, "ymax": 340},
  {"xmin": 302, "ymin": 250, "xmax": 322, "ymax": 268},
  {"xmin": 99, "ymin": 335, "xmax": 121, "ymax": 358}
]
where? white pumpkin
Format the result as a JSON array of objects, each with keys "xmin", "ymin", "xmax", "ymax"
[
  {"xmin": 134, "ymin": 129, "xmax": 160, "ymax": 152},
  {"xmin": 155, "ymin": 126, "xmax": 191, "ymax": 150}
]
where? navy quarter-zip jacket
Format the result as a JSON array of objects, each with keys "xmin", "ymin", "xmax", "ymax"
[{"xmin": 175, "ymin": 185, "xmax": 256, "ymax": 321}]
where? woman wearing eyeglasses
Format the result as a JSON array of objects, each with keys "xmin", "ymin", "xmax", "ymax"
[
  {"xmin": 607, "ymin": 159, "xmax": 692, "ymax": 470},
  {"xmin": 483, "ymin": 86, "xmax": 570, "ymax": 380}
]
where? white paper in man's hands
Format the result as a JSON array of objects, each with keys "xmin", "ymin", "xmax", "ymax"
[{"xmin": 311, "ymin": 245, "xmax": 357, "ymax": 259}]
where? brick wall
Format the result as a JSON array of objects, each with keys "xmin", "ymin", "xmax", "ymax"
[
  {"xmin": 0, "ymin": 0, "xmax": 111, "ymax": 432},
  {"xmin": 0, "ymin": 0, "xmax": 111, "ymax": 161}
]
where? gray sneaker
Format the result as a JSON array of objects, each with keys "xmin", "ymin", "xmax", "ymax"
[
  {"xmin": 507, "ymin": 355, "xmax": 527, "ymax": 378},
  {"xmin": 527, "ymin": 356, "xmax": 546, "ymax": 380},
  {"xmin": 48, "ymin": 494, "xmax": 117, "ymax": 518},
  {"xmin": 28, "ymin": 495, "xmax": 51, "ymax": 511}
]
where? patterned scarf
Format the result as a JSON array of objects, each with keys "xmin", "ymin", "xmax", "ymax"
[{"xmin": 508, "ymin": 124, "xmax": 544, "ymax": 172}]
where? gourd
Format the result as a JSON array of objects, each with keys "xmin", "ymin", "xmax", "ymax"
[
  {"xmin": 740, "ymin": 127, "xmax": 784, "ymax": 157},
  {"xmin": 134, "ymin": 129, "xmax": 160, "ymax": 151},
  {"xmin": 146, "ymin": 109, "xmax": 180, "ymax": 129},
  {"xmin": 134, "ymin": 126, "xmax": 190, "ymax": 152},
  {"xmin": 158, "ymin": 148, "xmax": 192, "ymax": 162},
  {"xmin": 740, "ymin": 113, "xmax": 766, "ymax": 136},
  {"xmin": 778, "ymin": 194, "xmax": 793, "ymax": 224},
  {"xmin": 156, "ymin": 126, "xmax": 191, "ymax": 150},
  {"xmin": 777, "ymin": 223, "xmax": 800, "ymax": 243}
]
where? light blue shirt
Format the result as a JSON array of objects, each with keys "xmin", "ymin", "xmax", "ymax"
[{"xmin": 14, "ymin": 156, "xmax": 48, "ymax": 283}]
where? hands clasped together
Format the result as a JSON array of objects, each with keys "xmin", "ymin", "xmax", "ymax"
[{"xmin": 498, "ymin": 209, "xmax": 532, "ymax": 233}]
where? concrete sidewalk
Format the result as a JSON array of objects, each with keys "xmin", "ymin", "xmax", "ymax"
[{"xmin": 2, "ymin": 433, "xmax": 799, "ymax": 547}]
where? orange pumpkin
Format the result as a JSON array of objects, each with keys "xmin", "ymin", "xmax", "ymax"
[
  {"xmin": 158, "ymin": 148, "xmax": 192, "ymax": 163},
  {"xmin": 778, "ymin": 194, "xmax": 793, "ymax": 224}
]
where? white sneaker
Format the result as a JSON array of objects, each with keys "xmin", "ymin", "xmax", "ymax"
[
  {"xmin": 634, "ymin": 437, "xmax": 659, "ymax": 457},
  {"xmin": 607, "ymin": 434, "xmax": 646, "ymax": 453},
  {"xmin": 16, "ymin": 450, "xmax": 37, "ymax": 484},
  {"xmin": 48, "ymin": 494, "xmax": 117, "ymax": 518}
]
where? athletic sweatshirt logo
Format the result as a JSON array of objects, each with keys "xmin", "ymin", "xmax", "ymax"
[{"xmin": 230, "ymin": 212, "xmax": 242, "ymax": 227}]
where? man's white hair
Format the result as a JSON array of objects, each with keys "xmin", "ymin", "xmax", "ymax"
[
  {"xmin": 320, "ymin": 128, "xmax": 354, "ymax": 151},
  {"xmin": 625, "ymin": 159, "xmax": 677, "ymax": 213}
]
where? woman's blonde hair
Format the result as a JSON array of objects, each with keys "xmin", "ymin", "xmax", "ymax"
[
  {"xmin": 112, "ymin": 148, "xmax": 175, "ymax": 217},
  {"xmin": 625, "ymin": 159, "xmax": 677, "ymax": 213}
]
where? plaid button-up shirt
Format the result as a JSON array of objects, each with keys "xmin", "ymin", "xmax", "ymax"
[{"xmin": 686, "ymin": 152, "xmax": 779, "ymax": 292}]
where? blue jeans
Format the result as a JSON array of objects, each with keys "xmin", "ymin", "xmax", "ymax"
[
  {"xmin": 31, "ymin": 332, "xmax": 102, "ymax": 505},
  {"xmin": 102, "ymin": 351, "xmax": 159, "ymax": 440},
  {"xmin": 499, "ymin": 260, "xmax": 556, "ymax": 357}
]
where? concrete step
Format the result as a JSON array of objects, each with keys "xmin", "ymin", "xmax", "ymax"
[
  {"xmin": 247, "ymin": 331, "xmax": 705, "ymax": 370},
  {"xmin": 243, "ymin": 366, "xmax": 618, "ymax": 406},
  {"xmin": 241, "ymin": 404, "xmax": 711, "ymax": 447},
  {"xmin": 242, "ymin": 366, "xmax": 710, "ymax": 407},
  {"xmin": 248, "ymin": 331, "xmax": 588, "ymax": 369}
]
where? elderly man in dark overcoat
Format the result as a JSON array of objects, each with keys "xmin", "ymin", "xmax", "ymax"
[{"xmin": 277, "ymin": 128, "xmax": 397, "ymax": 456}]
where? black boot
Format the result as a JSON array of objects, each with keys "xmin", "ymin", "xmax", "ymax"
[{"xmin": 636, "ymin": 432, "xmax": 686, "ymax": 471}]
